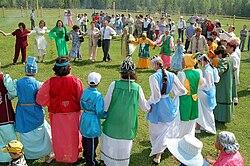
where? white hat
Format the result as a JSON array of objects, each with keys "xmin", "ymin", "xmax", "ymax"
[
  {"xmin": 88, "ymin": 72, "xmax": 101, "ymax": 86},
  {"xmin": 180, "ymin": 16, "xmax": 183, "ymax": 19},
  {"xmin": 166, "ymin": 135, "xmax": 204, "ymax": 166}
]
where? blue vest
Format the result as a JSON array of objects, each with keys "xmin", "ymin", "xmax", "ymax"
[
  {"xmin": 147, "ymin": 70, "xmax": 177, "ymax": 123},
  {"xmin": 16, "ymin": 77, "xmax": 44, "ymax": 133},
  {"xmin": 203, "ymin": 65, "xmax": 217, "ymax": 110}
]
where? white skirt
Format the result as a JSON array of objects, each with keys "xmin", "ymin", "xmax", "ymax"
[
  {"xmin": 172, "ymin": 97, "xmax": 196, "ymax": 138},
  {"xmin": 196, "ymin": 91, "xmax": 216, "ymax": 134},
  {"xmin": 20, "ymin": 120, "xmax": 52, "ymax": 159},
  {"xmin": 149, "ymin": 119, "xmax": 180, "ymax": 156},
  {"xmin": 100, "ymin": 133, "xmax": 132, "ymax": 166}
]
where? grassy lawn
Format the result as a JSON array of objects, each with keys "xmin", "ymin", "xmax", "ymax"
[{"xmin": 0, "ymin": 9, "xmax": 250, "ymax": 166}]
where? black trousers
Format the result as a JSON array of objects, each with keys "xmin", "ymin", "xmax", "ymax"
[
  {"xmin": 31, "ymin": 19, "xmax": 35, "ymax": 30},
  {"xmin": 102, "ymin": 39, "xmax": 111, "ymax": 61},
  {"xmin": 185, "ymin": 39, "xmax": 190, "ymax": 52},
  {"xmin": 82, "ymin": 136, "xmax": 99, "ymax": 166}
]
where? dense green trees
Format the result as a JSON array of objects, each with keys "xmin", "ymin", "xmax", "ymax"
[{"xmin": 0, "ymin": 0, "xmax": 249, "ymax": 17}]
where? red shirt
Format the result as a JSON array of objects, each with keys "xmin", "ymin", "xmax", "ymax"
[
  {"xmin": 12, "ymin": 29, "xmax": 30, "ymax": 47},
  {"xmin": 94, "ymin": 15, "xmax": 101, "ymax": 22},
  {"xmin": 207, "ymin": 23, "xmax": 215, "ymax": 32}
]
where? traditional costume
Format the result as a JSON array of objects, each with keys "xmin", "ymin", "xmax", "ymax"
[
  {"xmin": 196, "ymin": 55, "xmax": 220, "ymax": 134},
  {"xmin": 36, "ymin": 59, "xmax": 84, "ymax": 163},
  {"xmin": 0, "ymin": 73, "xmax": 17, "ymax": 162},
  {"xmin": 79, "ymin": 72, "xmax": 106, "ymax": 166},
  {"xmin": 49, "ymin": 26, "xmax": 68, "ymax": 56},
  {"xmin": 207, "ymin": 42, "xmax": 219, "ymax": 67},
  {"xmin": 147, "ymin": 56, "xmax": 187, "ymax": 157},
  {"xmin": 131, "ymin": 33, "xmax": 155, "ymax": 69},
  {"xmin": 170, "ymin": 42, "xmax": 185, "ymax": 71},
  {"xmin": 214, "ymin": 55, "xmax": 234, "ymax": 123},
  {"xmin": 156, "ymin": 28, "xmax": 174, "ymax": 68},
  {"xmin": 177, "ymin": 53, "xmax": 204, "ymax": 137},
  {"xmin": 121, "ymin": 27, "xmax": 136, "ymax": 57},
  {"xmin": 100, "ymin": 57, "xmax": 150, "ymax": 166},
  {"xmin": 11, "ymin": 57, "xmax": 53, "ymax": 159}
]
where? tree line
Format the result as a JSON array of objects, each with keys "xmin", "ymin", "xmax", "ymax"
[{"xmin": 0, "ymin": 0, "xmax": 250, "ymax": 17}]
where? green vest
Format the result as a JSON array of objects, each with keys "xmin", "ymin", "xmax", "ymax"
[
  {"xmin": 179, "ymin": 69, "xmax": 200, "ymax": 121},
  {"xmin": 103, "ymin": 80, "xmax": 140, "ymax": 140},
  {"xmin": 138, "ymin": 43, "xmax": 150, "ymax": 58},
  {"xmin": 159, "ymin": 35, "xmax": 172, "ymax": 56}
]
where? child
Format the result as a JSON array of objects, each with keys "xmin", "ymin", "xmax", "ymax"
[
  {"xmin": 131, "ymin": 32, "xmax": 156, "ymax": 69},
  {"xmin": 155, "ymin": 21, "xmax": 160, "ymax": 39},
  {"xmin": 171, "ymin": 38, "xmax": 185, "ymax": 71},
  {"xmin": 2, "ymin": 140, "xmax": 28, "ymax": 166},
  {"xmin": 79, "ymin": 72, "xmax": 106, "ymax": 166}
]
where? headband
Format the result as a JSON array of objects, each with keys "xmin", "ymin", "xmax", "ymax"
[{"xmin": 55, "ymin": 61, "xmax": 70, "ymax": 67}]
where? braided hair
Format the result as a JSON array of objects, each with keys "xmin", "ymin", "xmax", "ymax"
[{"xmin": 151, "ymin": 56, "xmax": 168, "ymax": 95}]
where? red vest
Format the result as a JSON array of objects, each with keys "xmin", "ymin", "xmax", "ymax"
[
  {"xmin": 48, "ymin": 75, "xmax": 83, "ymax": 113},
  {"xmin": 0, "ymin": 73, "xmax": 15, "ymax": 125}
]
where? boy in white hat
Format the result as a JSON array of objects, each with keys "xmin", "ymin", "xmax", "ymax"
[
  {"xmin": 2, "ymin": 140, "xmax": 28, "ymax": 166},
  {"xmin": 79, "ymin": 72, "xmax": 106, "ymax": 166}
]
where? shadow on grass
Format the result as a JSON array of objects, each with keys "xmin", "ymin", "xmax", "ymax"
[
  {"xmin": 1, "ymin": 62, "xmax": 21, "ymax": 68},
  {"xmin": 95, "ymin": 64, "xmax": 120, "ymax": 70},
  {"xmin": 215, "ymin": 121, "xmax": 227, "ymax": 131},
  {"xmin": 43, "ymin": 59, "xmax": 56, "ymax": 65},
  {"xmin": 136, "ymin": 69, "xmax": 155, "ymax": 74},
  {"xmin": 238, "ymin": 89, "xmax": 250, "ymax": 98}
]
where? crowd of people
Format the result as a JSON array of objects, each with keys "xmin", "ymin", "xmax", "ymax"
[{"xmin": 0, "ymin": 10, "xmax": 248, "ymax": 166}]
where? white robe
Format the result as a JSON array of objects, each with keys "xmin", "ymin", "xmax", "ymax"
[
  {"xmin": 101, "ymin": 80, "xmax": 150, "ymax": 166},
  {"xmin": 147, "ymin": 70, "xmax": 187, "ymax": 156},
  {"xmin": 196, "ymin": 67, "xmax": 220, "ymax": 134},
  {"xmin": 31, "ymin": 27, "xmax": 49, "ymax": 57},
  {"xmin": 176, "ymin": 70, "xmax": 205, "ymax": 138}
]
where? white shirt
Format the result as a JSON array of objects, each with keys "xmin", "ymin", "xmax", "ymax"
[
  {"xmin": 110, "ymin": 17, "xmax": 116, "ymax": 24},
  {"xmin": 100, "ymin": 26, "xmax": 116, "ymax": 40},
  {"xmin": 177, "ymin": 19, "xmax": 186, "ymax": 29},
  {"xmin": 104, "ymin": 81, "xmax": 150, "ymax": 112},
  {"xmin": 81, "ymin": 16, "xmax": 88, "ymax": 25},
  {"xmin": 199, "ymin": 64, "xmax": 220, "ymax": 91},
  {"xmin": 126, "ymin": 17, "xmax": 134, "ymax": 27},
  {"xmin": 148, "ymin": 69, "xmax": 187, "ymax": 105}
]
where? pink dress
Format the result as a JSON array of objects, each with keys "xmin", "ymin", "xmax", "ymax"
[
  {"xmin": 213, "ymin": 151, "xmax": 244, "ymax": 166},
  {"xmin": 68, "ymin": 14, "xmax": 73, "ymax": 26},
  {"xmin": 36, "ymin": 75, "xmax": 83, "ymax": 163}
]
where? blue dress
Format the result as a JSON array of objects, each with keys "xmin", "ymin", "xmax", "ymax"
[
  {"xmin": 171, "ymin": 45, "xmax": 185, "ymax": 71},
  {"xmin": 79, "ymin": 87, "xmax": 106, "ymax": 138},
  {"xmin": 146, "ymin": 71, "xmax": 177, "ymax": 123},
  {"xmin": 15, "ymin": 77, "xmax": 52, "ymax": 159},
  {"xmin": 203, "ymin": 65, "xmax": 219, "ymax": 110}
]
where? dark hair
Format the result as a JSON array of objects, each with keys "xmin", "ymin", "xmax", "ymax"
[
  {"xmin": 39, "ymin": 20, "xmax": 46, "ymax": 26},
  {"xmin": 211, "ymin": 31, "xmax": 218, "ymax": 36},
  {"xmin": 120, "ymin": 72, "xmax": 137, "ymax": 80},
  {"xmin": 207, "ymin": 37, "xmax": 214, "ymax": 42},
  {"xmin": 214, "ymin": 46, "xmax": 228, "ymax": 58},
  {"xmin": 18, "ymin": 22, "xmax": 26, "ymax": 29},
  {"xmin": 53, "ymin": 57, "xmax": 71, "ymax": 77},
  {"xmin": 56, "ymin": 20, "xmax": 64, "ymax": 27},
  {"xmin": 72, "ymin": 25, "xmax": 80, "ymax": 30},
  {"xmin": 201, "ymin": 56, "xmax": 214, "ymax": 68},
  {"xmin": 158, "ymin": 62, "xmax": 168, "ymax": 95}
]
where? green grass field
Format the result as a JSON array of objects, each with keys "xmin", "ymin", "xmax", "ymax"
[{"xmin": 0, "ymin": 8, "xmax": 250, "ymax": 166}]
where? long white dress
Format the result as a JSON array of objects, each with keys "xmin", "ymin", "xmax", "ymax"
[
  {"xmin": 147, "ymin": 69, "xmax": 187, "ymax": 156},
  {"xmin": 101, "ymin": 81, "xmax": 150, "ymax": 166},
  {"xmin": 32, "ymin": 27, "xmax": 49, "ymax": 57},
  {"xmin": 176, "ymin": 71, "xmax": 205, "ymax": 138},
  {"xmin": 196, "ymin": 66, "xmax": 220, "ymax": 134}
]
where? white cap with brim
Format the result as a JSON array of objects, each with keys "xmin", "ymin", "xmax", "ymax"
[
  {"xmin": 180, "ymin": 16, "xmax": 183, "ymax": 19},
  {"xmin": 166, "ymin": 135, "xmax": 204, "ymax": 166},
  {"xmin": 88, "ymin": 72, "xmax": 101, "ymax": 86}
]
